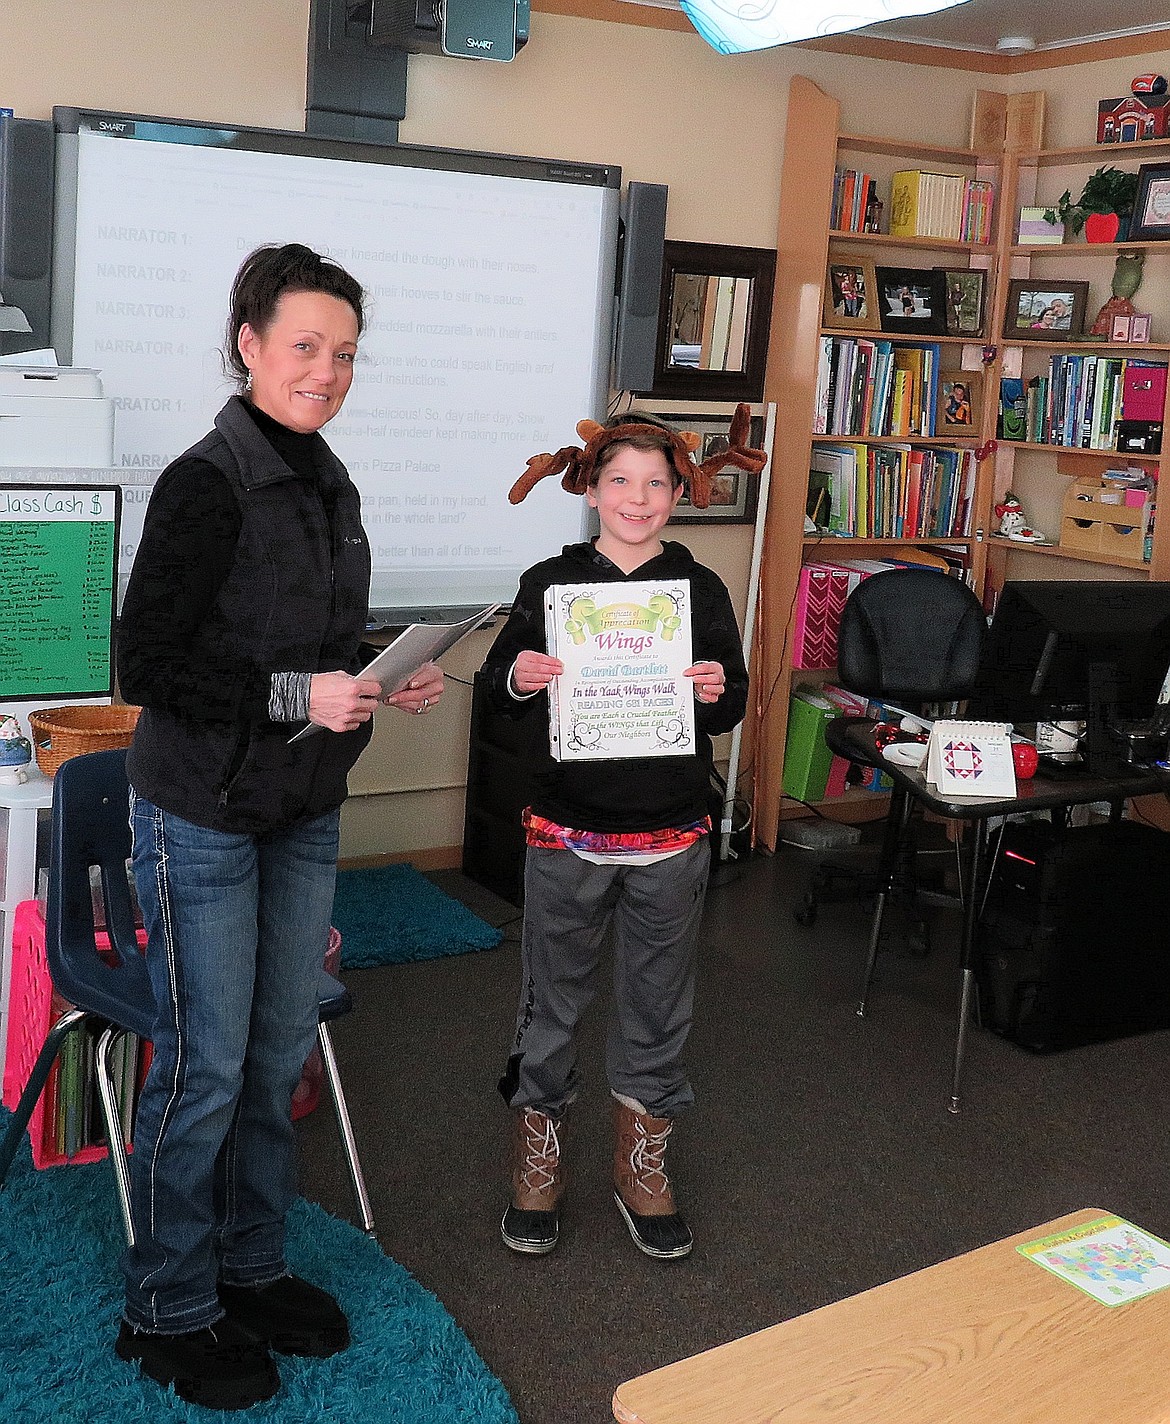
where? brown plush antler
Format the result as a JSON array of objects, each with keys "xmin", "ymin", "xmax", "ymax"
[
  {"xmin": 508, "ymin": 404, "xmax": 765, "ymax": 508},
  {"xmin": 688, "ymin": 402, "xmax": 768, "ymax": 509},
  {"xmin": 508, "ymin": 448, "xmax": 583, "ymax": 504}
]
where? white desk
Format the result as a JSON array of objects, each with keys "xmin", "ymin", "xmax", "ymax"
[{"xmin": 0, "ymin": 770, "xmax": 53, "ymax": 1079}]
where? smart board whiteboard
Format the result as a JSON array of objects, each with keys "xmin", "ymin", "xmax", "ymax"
[{"xmin": 52, "ymin": 109, "xmax": 620, "ymax": 619}]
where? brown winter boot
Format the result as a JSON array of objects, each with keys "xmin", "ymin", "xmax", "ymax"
[
  {"xmin": 612, "ymin": 1097, "xmax": 693, "ymax": 1260},
  {"xmin": 501, "ymin": 1108, "xmax": 564, "ymax": 1255}
]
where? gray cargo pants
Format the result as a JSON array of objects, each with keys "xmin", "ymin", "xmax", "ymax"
[{"xmin": 499, "ymin": 838, "xmax": 710, "ymax": 1120}]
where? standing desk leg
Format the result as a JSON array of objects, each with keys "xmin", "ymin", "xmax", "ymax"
[
  {"xmin": 949, "ymin": 819, "xmax": 987, "ymax": 1115},
  {"xmin": 857, "ymin": 785, "xmax": 911, "ymax": 1018}
]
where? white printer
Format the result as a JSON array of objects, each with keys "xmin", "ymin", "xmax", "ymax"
[{"xmin": 0, "ymin": 366, "xmax": 115, "ymax": 467}]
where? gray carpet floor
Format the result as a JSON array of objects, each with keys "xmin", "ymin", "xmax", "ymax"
[{"xmin": 296, "ymin": 845, "xmax": 1170, "ymax": 1424}]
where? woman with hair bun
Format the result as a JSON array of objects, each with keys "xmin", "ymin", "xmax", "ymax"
[{"xmin": 116, "ymin": 243, "xmax": 442, "ymax": 1409}]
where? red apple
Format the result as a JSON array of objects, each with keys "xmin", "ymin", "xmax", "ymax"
[{"xmin": 1012, "ymin": 741, "xmax": 1039, "ymax": 779}]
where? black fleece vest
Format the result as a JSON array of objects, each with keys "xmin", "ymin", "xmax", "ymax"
[{"xmin": 126, "ymin": 398, "xmax": 373, "ymax": 834}]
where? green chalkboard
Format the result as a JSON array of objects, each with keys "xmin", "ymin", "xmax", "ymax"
[{"xmin": 0, "ymin": 485, "xmax": 121, "ymax": 700}]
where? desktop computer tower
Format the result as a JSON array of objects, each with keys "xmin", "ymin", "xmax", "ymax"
[{"xmin": 976, "ymin": 819, "xmax": 1170, "ymax": 1051}]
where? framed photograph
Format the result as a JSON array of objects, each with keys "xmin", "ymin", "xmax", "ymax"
[
  {"xmin": 1131, "ymin": 312, "xmax": 1152, "ymax": 342},
  {"xmin": 939, "ymin": 370, "xmax": 982, "ymax": 433},
  {"xmin": 873, "ymin": 266, "xmax": 948, "ymax": 335},
  {"xmin": 935, "ymin": 266, "xmax": 987, "ymax": 337},
  {"xmin": 1129, "ymin": 163, "xmax": 1170, "ymax": 241},
  {"xmin": 822, "ymin": 259, "xmax": 878, "ymax": 330},
  {"xmin": 646, "ymin": 410, "xmax": 765, "ymax": 524},
  {"xmin": 1001, "ymin": 279, "xmax": 1089, "ymax": 341},
  {"xmin": 1111, "ymin": 314, "xmax": 1134, "ymax": 342}
]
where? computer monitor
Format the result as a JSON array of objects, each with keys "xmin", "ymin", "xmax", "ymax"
[{"xmin": 968, "ymin": 580, "xmax": 1170, "ymax": 769}]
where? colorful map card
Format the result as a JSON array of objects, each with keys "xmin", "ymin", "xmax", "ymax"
[
  {"xmin": 544, "ymin": 580, "xmax": 694, "ymax": 761},
  {"xmin": 1018, "ymin": 1215, "xmax": 1170, "ymax": 1307}
]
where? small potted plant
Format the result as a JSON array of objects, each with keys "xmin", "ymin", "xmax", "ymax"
[{"xmin": 1044, "ymin": 166, "xmax": 1139, "ymax": 242}]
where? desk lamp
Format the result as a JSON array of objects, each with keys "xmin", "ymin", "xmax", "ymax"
[{"xmin": 679, "ymin": 0, "xmax": 970, "ymax": 54}]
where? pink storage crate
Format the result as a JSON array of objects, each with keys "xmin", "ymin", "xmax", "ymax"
[
  {"xmin": 3, "ymin": 901, "xmax": 339, "ymax": 1164},
  {"xmin": 291, "ymin": 925, "xmax": 342, "ymax": 1121},
  {"xmin": 1, "ymin": 899, "xmax": 133, "ymax": 1169}
]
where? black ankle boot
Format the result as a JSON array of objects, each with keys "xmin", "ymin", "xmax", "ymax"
[
  {"xmin": 115, "ymin": 1317, "xmax": 280, "ymax": 1410},
  {"xmin": 218, "ymin": 1274, "xmax": 350, "ymax": 1357}
]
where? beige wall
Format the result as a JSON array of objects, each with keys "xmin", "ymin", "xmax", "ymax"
[{"xmin": 11, "ymin": 5, "xmax": 1152, "ymax": 857}]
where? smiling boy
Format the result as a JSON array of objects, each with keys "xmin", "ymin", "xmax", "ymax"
[{"xmin": 482, "ymin": 414, "xmax": 750, "ymax": 1261}]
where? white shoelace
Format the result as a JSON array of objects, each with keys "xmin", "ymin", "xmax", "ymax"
[
  {"xmin": 520, "ymin": 1114, "xmax": 561, "ymax": 1193},
  {"xmin": 629, "ymin": 1119, "xmax": 672, "ymax": 1196}
]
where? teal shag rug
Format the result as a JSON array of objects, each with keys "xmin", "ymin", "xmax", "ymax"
[
  {"xmin": 0, "ymin": 1113, "xmax": 518, "ymax": 1423},
  {"xmin": 332, "ymin": 864, "xmax": 502, "ymax": 970}
]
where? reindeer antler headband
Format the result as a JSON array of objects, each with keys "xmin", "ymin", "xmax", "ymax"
[{"xmin": 507, "ymin": 402, "xmax": 766, "ymax": 510}]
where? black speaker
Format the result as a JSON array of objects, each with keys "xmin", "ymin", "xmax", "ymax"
[
  {"xmin": 612, "ymin": 181, "xmax": 667, "ymax": 394},
  {"xmin": 977, "ymin": 820, "xmax": 1170, "ymax": 1051},
  {"xmin": 0, "ymin": 116, "xmax": 53, "ymax": 354}
]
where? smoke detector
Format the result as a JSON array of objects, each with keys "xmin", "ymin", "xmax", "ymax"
[{"xmin": 996, "ymin": 35, "xmax": 1036, "ymax": 53}]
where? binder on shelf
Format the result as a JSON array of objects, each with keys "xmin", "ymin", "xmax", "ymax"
[{"xmin": 1121, "ymin": 363, "xmax": 1168, "ymax": 422}]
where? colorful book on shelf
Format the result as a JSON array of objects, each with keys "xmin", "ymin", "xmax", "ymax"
[
  {"xmin": 813, "ymin": 335, "xmax": 834, "ymax": 434},
  {"xmin": 889, "ymin": 170, "xmax": 923, "ymax": 237},
  {"xmin": 891, "ymin": 349, "xmax": 920, "ymax": 435},
  {"xmin": 809, "ymin": 446, "xmax": 855, "ymax": 535},
  {"xmin": 998, "ymin": 377, "xmax": 1026, "ymax": 441}
]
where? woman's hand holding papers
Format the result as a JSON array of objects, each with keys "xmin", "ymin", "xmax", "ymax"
[
  {"xmin": 385, "ymin": 660, "xmax": 444, "ymax": 715},
  {"xmin": 309, "ymin": 670, "xmax": 383, "ymax": 732}
]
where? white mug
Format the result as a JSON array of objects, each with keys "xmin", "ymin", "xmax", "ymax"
[{"xmin": 1036, "ymin": 719, "xmax": 1083, "ymax": 755}]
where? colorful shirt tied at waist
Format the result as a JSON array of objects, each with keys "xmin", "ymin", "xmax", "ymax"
[{"xmin": 523, "ymin": 808, "xmax": 710, "ymax": 856}]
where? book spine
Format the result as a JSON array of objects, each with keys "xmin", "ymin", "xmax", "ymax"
[{"xmin": 889, "ymin": 171, "xmax": 920, "ymax": 238}]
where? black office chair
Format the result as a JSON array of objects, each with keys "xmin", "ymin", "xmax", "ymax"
[
  {"xmin": 0, "ymin": 748, "xmax": 375, "ymax": 1238},
  {"xmin": 791, "ymin": 568, "xmax": 987, "ymax": 1001}
]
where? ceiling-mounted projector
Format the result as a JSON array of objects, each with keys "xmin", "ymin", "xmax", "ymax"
[{"xmin": 367, "ymin": 0, "xmax": 530, "ymax": 59}]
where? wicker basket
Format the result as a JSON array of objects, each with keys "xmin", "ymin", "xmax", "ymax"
[{"xmin": 28, "ymin": 704, "xmax": 141, "ymax": 777}]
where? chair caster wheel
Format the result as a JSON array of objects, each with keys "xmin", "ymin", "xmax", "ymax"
[
  {"xmin": 907, "ymin": 925, "xmax": 931, "ymax": 957},
  {"xmin": 793, "ymin": 896, "xmax": 818, "ymax": 927}
]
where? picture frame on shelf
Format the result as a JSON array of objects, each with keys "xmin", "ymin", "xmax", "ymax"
[
  {"xmin": 873, "ymin": 266, "xmax": 948, "ymax": 335},
  {"xmin": 1111, "ymin": 314, "xmax": 1134, "ymax": 341},
  {"xmin": 1131, "ymin": 312, "xmax": 1152, "ymax": 342},
  {"xmin": 1128, "ymin": 162, "xmax": 1170, "ymax": 241},
  {"xmin": 1002, "ymin": 279, "xmax": 1089, "ymax": 341},
  {"xmin": 935, "ymin": 266, "xmax": 987, "ymax": 337},
  {"xmin": 822, "ymin": 259, "xmax": 878, "ymax": 331},
  {"xmin": 646, "ymin": 410, "xmax": 765, "ymax": 524},
  {"xmin": 939, "ymin": 370, "xmax": 982, "ymax": 433}
]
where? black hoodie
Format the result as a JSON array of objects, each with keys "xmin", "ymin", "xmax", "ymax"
[{"xmin": 482, "ymin": 539, "xmax": 747, "ymax": 833}]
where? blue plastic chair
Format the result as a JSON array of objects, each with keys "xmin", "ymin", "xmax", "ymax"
[{"xmin": 0, "ymin": 748, "xmax": 374, "ymax": 1238}]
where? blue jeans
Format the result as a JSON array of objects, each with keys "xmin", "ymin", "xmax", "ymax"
[{"xmin": 122, "ymin": 795, "xmax": 340, "ymax": 1333}]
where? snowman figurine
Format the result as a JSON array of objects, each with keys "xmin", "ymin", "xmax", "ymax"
[
  {"xmin": 0, "ymin": 714, "xmax": 33, "ymax": 785},
  {"xmin": 994, "ymin": 492, "xmax": 1046, "ymax": 543}
]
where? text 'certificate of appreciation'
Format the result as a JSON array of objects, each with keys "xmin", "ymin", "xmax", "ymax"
[{"xmin": 544, "ymin": 581, "xmax": 694, "ymax": 761}]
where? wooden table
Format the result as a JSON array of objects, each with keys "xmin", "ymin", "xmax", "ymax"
[{"xmin": 612, "ymin": 1210, "xmax": 1170, "ymax": 1424}]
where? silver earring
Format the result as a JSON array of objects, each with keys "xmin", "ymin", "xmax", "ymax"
[{"xmin": 244, "ymin": 370, "xmax": 253, "ymax": 393}]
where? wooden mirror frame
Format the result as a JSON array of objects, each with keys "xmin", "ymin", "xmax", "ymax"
[{"xmin": 645, "ymin": 240, "xmax": 776, "ymax": 401}]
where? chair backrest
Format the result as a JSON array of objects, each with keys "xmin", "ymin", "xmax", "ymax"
[
  {"xmin": 836, "ymin": 568, "xmax": 986, "ymax": 705},
  {"xmin": 44, "ymin": 748, "xmax": 155, "ymax": 1037}
]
